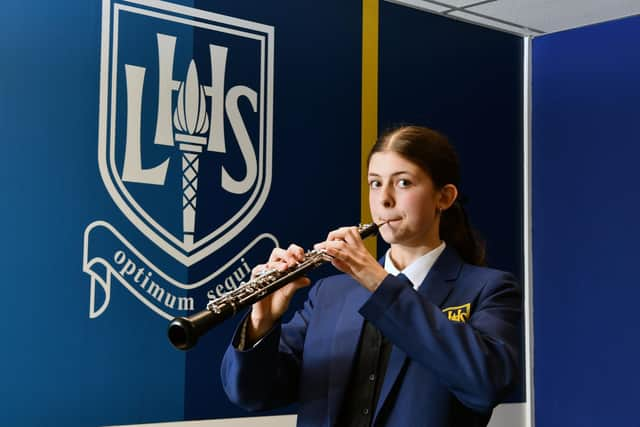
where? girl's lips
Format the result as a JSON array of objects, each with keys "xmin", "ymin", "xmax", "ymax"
[{"xmin": 379, "ymin": 218, "xmax": 401, "ymax": 225}]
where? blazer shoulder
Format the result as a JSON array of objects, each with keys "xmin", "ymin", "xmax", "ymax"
[
  {"xmin": 457, "ymin": 264, "xmax": 519, "ymax": 294},
  {"xmin": 450, "ymin": 265, "xmax": 521, "ymax": 318}
]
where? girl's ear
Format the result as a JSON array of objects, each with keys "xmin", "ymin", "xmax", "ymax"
[{"xmin": 439, "ymin": 184, "xmax": 458, "ymax": 210}]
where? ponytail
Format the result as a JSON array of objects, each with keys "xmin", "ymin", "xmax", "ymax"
[{"xmin": 440, "ymin": 199, "xmax": 486, "ymax": 266}]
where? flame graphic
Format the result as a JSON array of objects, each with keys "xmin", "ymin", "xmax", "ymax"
[{"xmin": 173, "ymin": 60, "xmax": 209, "ymax": 135}]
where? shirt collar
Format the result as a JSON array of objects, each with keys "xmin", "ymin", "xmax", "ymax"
[{"xmin": 383, "ymin": 241, "xmax": 447, "ymax": 290}]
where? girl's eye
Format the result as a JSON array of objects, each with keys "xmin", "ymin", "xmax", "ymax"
[
  {"xmin": 397, "ymin": 179, "xmax": 411, "ymax": 188},
  {"xmin": 369, "ymin": 180, "xmax": 381, "ymax": 189}
]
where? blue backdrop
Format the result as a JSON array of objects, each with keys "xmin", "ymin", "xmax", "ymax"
[{"xmin": 533, "ymin": 15, "xmax": 640, "ymax": 427}]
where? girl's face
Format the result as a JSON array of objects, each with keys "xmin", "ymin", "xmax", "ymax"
[{"xmin": 368, "ymin": 151, "xmax": 442, "ymax": 248}]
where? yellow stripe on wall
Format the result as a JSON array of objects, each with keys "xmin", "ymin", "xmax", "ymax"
[{"xmin": 361, "ymin": 0, "xmax": 379, "ymax": 256}]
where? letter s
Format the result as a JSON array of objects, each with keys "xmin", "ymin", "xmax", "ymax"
[{"xmin": 221, "ymin": 85, "xmax": 257, "ymax": 194}]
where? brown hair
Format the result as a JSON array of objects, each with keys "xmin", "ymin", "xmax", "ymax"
[{"xmin": 368, "ymin": 125, "xmax": 486, "ymax": 266}]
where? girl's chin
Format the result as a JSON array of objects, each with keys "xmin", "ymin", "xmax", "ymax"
[{"xmin": 380, "ymin": 228, "xmax": 404, "ymax": 243}]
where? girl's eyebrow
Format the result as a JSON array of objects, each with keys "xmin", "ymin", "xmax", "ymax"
[{"xmin": 368, "ymin": 171, "xmax": 412, "ymax": 177}]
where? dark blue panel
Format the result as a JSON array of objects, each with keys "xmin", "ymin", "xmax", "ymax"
[
  {"xmin": 533, "ymin": 15, "xmax": 640, "ymax": 427},
  {"xmin": 378, "ymin": 2, "xmax": 524, "ymax": 402}
]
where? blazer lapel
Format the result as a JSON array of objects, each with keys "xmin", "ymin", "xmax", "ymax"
[
  {"xmin": 417, "ymin": 246, "xmax": 462, "ymax": 307},
  {"xmin": 373, "ymin": 246, "xmax": 463, "ymax": 422},
  {"xmin": 327, "ymin": 284, "xmax": 370, "ymax": 426}
]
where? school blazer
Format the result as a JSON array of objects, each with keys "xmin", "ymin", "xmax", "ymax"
[{"xmin": 221, "ymin": 246, "xmax": 521, "ymax": 427}]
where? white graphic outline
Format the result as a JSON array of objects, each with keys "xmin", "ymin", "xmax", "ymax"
[{"xmin": 98, "ymin": 0, "xmax": 275, "ymax": 266}]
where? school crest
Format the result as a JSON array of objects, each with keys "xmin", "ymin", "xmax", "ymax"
[{"xmin": 83, "ymin": 0, "xmax": 278, "ymax": 320}]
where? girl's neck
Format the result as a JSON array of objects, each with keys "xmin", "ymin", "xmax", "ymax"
[{"xmin": 389, "ymin": 238, "xmax": 442, "ymax": 271}]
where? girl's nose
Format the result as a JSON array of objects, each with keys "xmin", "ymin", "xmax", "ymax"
[{"xmin": 380, "ymin": 186, "xmax": 394, "ymax": 208}]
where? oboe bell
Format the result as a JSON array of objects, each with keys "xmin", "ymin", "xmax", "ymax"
[{"xmin": 167, "ymin": 222, "xmax": 382, "ymax": 350}]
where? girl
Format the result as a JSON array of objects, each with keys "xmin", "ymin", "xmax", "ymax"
[{"xmin": 221, "ymin": 125, "xmax": 521, "ymax": 427}]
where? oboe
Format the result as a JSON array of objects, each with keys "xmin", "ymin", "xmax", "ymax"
[{"xmin": 167, "ymin": 222, "xmax": 382, "ymax": 350}]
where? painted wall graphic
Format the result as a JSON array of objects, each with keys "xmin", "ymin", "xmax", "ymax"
[
  {"xmin": 1, "ymin": 0, "xmax": 525, "ymax": 426},
  {"xmin": 85, "ymin": 0, "xmax": 277, "ymax": 323},
  {"xmin": 532, "ymin": 15, "xmax": 640, "ymax": 427}
]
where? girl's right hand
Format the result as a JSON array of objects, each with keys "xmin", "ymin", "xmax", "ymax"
[{"xmin": 247, "ymin": 244, "xmax": 311, "ymax": 343}]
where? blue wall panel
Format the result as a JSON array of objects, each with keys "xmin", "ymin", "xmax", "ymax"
[{"xmin": 533, "ymin": 15, "xmax": 640, "ymax": 427}]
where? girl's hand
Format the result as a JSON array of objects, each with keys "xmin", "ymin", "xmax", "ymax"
[
  {"xmin": 314, "ymin": 226, "xmax": 388, "ymax": 292},
  {"xmin": 247, "ymin": 244, "xmax": 311, "ymax": 343}
]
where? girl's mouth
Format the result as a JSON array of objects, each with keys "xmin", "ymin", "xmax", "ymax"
[{"xmin": 379, "ymin": 217, "xmax": 401, "ymax": 225}]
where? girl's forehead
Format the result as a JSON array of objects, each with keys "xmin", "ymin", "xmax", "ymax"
[{"xmin": 368, "ymin": 151, "xmax": 420, "ymax": 173}]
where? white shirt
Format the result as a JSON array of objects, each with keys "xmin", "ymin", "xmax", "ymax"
[{"xmin": 383, "ymin": 241, "xmax": 447, "ymax": 290}]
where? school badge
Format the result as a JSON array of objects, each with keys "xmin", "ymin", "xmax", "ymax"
[
  {"xmin": 83, "ymin": 0, "xmax": 277, "ymax": 320},
  {"xmin": 442, "ymin": 303, "xmax": 471, "ymax": 323}
]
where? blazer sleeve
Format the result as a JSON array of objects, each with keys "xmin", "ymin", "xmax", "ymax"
[
  {"xmin": 220, "ymin": 278, "xmax": 324, "ymax": 411},
  {"xmin": 359, "ymin": 270, "xmax": 521, "ymax": 413}
]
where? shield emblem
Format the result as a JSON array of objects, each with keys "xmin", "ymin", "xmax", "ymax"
[{"xmin": 98, "ymin": 0, "xmax": 274, "ymax": 266}]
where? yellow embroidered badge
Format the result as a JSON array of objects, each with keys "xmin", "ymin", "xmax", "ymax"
[{"xmin": 442, "ymin": 303, "xmax": 471, "ymax": 323}]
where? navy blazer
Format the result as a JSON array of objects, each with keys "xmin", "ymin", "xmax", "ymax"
[{"xmin": 221, "ymin": 246, "xmax": 521, "ymax": 427}]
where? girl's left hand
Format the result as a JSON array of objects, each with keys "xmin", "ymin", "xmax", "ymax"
[{"xmin": 314, "ymin": 226, "xmax": 388, "ymax": 292}]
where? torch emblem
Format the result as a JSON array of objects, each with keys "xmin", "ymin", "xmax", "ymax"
[{"xmin": 174, "ymin": 60, "xmax": 209, "ymax": 247}]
